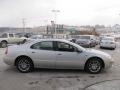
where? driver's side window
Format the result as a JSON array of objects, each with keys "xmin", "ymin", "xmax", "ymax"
[{"xmin": 57, "ymin": 42, "xmax": 75, "ymax": 52}]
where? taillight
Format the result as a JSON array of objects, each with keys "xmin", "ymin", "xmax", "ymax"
[{"xmin": 5, "ymin": 47, "xmax": 8, "ymax": 54}]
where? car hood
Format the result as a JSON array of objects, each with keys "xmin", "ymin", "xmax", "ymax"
[{"xmin": 85, "ymin": 49, "xmax": 111, "ymax": 58}]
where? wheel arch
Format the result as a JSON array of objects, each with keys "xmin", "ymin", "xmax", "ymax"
[
  {"xmin": 84, "ymin": 57, "xmax": 105, "ymax": 70},
  {"xmin": 14, "ymin": 55, "xmax": 34, "ymax": 66},
  {"xmin": 1, "ymin": 40, "xmax": 8, "ymax": 43}
]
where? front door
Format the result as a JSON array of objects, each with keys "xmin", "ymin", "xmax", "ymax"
[{"xmin": 55, "ymin": 41, "xmax": 85, "ymax": 69}]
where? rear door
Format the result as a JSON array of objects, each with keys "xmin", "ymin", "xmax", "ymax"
[{"xmin": 29, "ymin": 41, "xmax": 56, "ymax": 68}]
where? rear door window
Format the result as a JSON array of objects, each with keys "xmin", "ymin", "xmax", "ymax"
[
  {"xmin": 9, "ymin": 34, "xmax": 14, "ymax": 37},
  {"xmin": 31, "ymin": 41, "xmax": 53, "ymax": 50}
]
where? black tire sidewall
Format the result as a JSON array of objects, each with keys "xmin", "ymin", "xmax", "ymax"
[
  {"xmin": 86, "ymin": 58, "xmax": 103, "ymax": 74},
  {"xmin": 16, "ymin": 57, "xmax": 34, "ymax": 73}
]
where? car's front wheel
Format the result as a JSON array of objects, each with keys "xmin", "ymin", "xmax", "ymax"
[
  {"xmin": 16, "ymin": 57, "xmax": 34, "ymax": 73},
  {"xmin": 85, "ymin": 58, "xmax": 103, "ymax": 74}
]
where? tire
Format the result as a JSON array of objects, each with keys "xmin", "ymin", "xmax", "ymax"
[
  {"xmin": 112, "ymin": 46, "xmax": 116, "ymax": 50},
  {"xmin": 21, "ymin": 39, "xmax": 26, "ymax": 44},
  {"xmin": 16, "ymin": 57, "xmax": 34, "ymax": 73},
  {"xmin": 89, "ymin": 44, "xmax": 92, "ymax": 48},
  {"xmin": 1, "ymin": 41, "xmax": 7, "ymax": 48},
  {"xmin": 112, "ymin": 48, "xmax": 115, "ymax": 50},
  {"xmin": 85, "ymin": 58, "xmax": 103, "ymax": 74}
]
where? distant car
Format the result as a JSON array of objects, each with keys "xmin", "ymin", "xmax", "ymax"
[
  {"xmin": 25, "ymin": 35, "xmax": 43, "ymax": 42},
  {"xmin": 30, "ymin": 35, "xmax": 43, "ymax": 39},
  {"xmin": 100, "ymin": 37, "xmax": 116, "ymax": 50},
  {"xmin": 16, "ymin": 33, "xmax": 33, "ymax": 38},
  {"xmin": 3, "ymin": 39, "xmax": 113, "ymax": 74},
  {"xmin": 67, "ymin": 38, "xmax": 76, "ymax": 43},
  {"xmin": 95, "ymin": 36, "xmax": 100, "ymax": 45},
  {"xmin": 76, "ymin": 35, "xmax": 96, "ymax": 48},
  {"xmin": 0, "ymin": 33, "xmax": 27, "ymax": 48}
]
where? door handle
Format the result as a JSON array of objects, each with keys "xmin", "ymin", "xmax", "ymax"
[
  {"xmin": 32, "ymin": 52, "xmax": 35, "ymax": 53},
  {"xmin": 58, "ymin": 53, "xmax": 62, "ymax": 55}
]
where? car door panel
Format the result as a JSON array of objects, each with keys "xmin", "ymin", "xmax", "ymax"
[
  {"xmin": 56, "ymin": 51, "xmax": 85, "ymax": 69},
  {"xmin": 55, "ymin": 41, "xmax": 86, "ymax": 69},
  {"xmin": 29, "ymin": 49, "xmax": 56, "ymax": 68},
  {"xmin": 29, "ymin": 41, "xmax": 56, "ymax": 68}
]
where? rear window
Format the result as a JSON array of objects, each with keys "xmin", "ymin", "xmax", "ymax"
[
  {"xmin": 31, "ymin": 41, "xmax": 53, "ymax": 50},
  {"xmin": 80, "ymin": 36, "xmax": 90, "ymax": 39},
  {"xmin": 9, "ymin": 34, "xmax": 14, "ymax": 37},
  {"xmin": 102, "ymin": 38, "xmax": 114, "ymax": 41}
]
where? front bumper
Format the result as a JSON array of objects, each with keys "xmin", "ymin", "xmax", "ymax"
[{"xmin": 104, "ymin": 58, "xmax": 114, "ymax": 70}]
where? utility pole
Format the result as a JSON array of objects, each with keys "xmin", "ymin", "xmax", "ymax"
[
  {"xmin": 22, "ymin": 18, "xmax": 26, "ymax": 33},
  {"xmin": 52, "ymin": 10, "xmax": 60, "ymax": 38}
]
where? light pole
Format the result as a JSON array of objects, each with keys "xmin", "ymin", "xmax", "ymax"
[
  {"xmin": 52, "ymin": 10, "xmax": 60, "ymax": 38},
  {"xmin": 22, "ymin": 18, "xmax": 26, "ymax": 33}
]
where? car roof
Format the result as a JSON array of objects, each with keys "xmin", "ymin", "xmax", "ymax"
[{"xmin": 23, "ymin": 38, "xmax": 86, "ymax": 51}]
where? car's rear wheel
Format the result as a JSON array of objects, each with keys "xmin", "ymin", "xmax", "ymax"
[
  {"xmin": 1, "ymin": 41, "xmax": 7, "ymax": 48},
  {"xmin": 111, "ymin": 48, "xmax": 115, "ymax": 50},
  {"xmin": 16, "ymin": 57, "xmax": 34, "ymax": 73},
  {"xmin": 85, "ymin": 58, "xmax": 103, "ymax": 74},
  {"xmin": 112, "ymin": 46, "xmax": 116, "ymax": 50}
]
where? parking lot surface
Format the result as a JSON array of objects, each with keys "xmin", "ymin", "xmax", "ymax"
[{"xmin": 0, "ymin": 43, "xmax": 120, "ymax": 90}]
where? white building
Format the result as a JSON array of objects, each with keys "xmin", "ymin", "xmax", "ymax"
[
  {"xmin": 112, "ymin": 24, "xmax": 120, "ymax": 33},
  {"xmin": 96, "ymin": 27, "xmax": 112, "ymax": 35}
]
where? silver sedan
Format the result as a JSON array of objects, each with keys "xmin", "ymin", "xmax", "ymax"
[{"xmin": 3, "ymin": 39, "xmax": 114, "ymax": 74}]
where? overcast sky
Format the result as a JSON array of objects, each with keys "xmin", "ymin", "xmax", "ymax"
[{"xmin": 0, "ymin": 0, "xmax": 120, "ymax": 27}]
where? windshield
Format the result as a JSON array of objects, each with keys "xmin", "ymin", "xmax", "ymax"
[{"xmin": 102, "ymin": 38, "xmax": 114, "ymax": 41}]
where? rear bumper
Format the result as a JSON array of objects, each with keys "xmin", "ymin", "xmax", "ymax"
[
  {"xmin": 100, "ymin": 44, "xmax": 116, "ymax": 48},
  {"xmin": 3, "ymin": 55, "xmax": 14, "ymax": 66},
  {"xmin": 77, "ymin": 43, "xmax": 95, "ymax": 48},
  {"xmin": 79, "ymin": 44, "xmax": 90, "ymax": 47}
]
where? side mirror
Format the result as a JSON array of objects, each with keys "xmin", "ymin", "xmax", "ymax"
[{"xmin": 76, "ymin": 49, "xmax": 82, "ymax": 53}]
